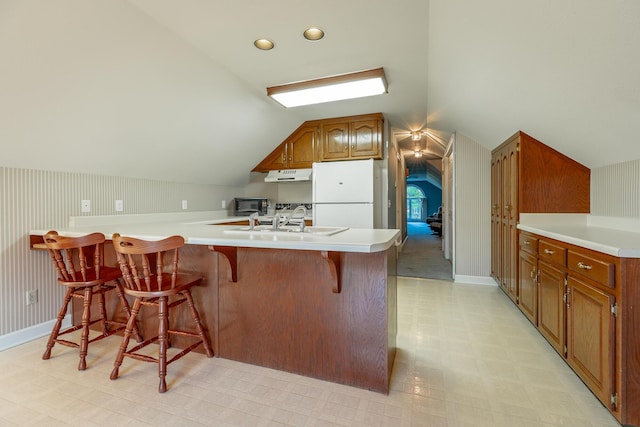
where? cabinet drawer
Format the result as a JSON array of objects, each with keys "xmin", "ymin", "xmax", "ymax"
[
  {"xmin": 567, "ymin": 251, "xmax": 615, "ymax": 289},
  {"xmin": 519, "ymin": 233, "xmax": 538, "ymax": 254},
  {"xmin": 538, "ymin": 240, "xmax": 566, "ymax": 266}
]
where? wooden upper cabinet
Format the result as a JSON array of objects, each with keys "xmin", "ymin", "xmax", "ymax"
[
  {"xmin": 492, "ymin": 131, "xmax": 590, "ymax": 218},
  {"xmin": 288, "ymin": 124, "xmax": 319, "ymax": 169},
  {"xmin": 253, "ymin": 122, "xmax": 319, "ymax": 172},
  {"xmin": 253, "ymin": 113, "xmax": 383, "ymax": 172},
  {"xmin": 350, "ymin": 117, "xmax": 382, "ymax": 158},
  {"xmin": 320, "ymin": 120, "xmax": 350, "ymax": 160},
  {"xmin": 319, "ymin": 113, "xmax": 383, "ymax": 161},
  {"xmin": 517, "ymin": 132, "xmax": 590, "ymax": 214}
]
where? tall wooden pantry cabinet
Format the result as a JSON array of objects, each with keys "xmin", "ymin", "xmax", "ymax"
[{"xmin": 490, "ymin": 131, "xmax": 590, "ymax": 300}]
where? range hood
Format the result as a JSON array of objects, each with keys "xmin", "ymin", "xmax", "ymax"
[{"xmin": 265, "ymin": 169, "xmax": 312, "ymax": 183}]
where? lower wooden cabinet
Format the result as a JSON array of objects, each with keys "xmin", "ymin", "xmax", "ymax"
[
  {"xmin": 514, "ymin": 230, "xmax": 640, "ymax": 427},
  {"xmin": 517, "ymin": 250, "xmax": 537, "ymax": 324},
  {"xmin": 537, "ymin": 260, "xmax": 565, "ymax": 355},
  {"xmin": 566, "ymin": 276, "xmax": 615, "ymax": 406}
]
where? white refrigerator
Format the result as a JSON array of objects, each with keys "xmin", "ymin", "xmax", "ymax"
[{"xmin": 312, "ymin": 159, "xmax": 382, "ymax": 228}]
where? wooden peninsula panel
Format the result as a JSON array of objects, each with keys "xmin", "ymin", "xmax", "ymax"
[
  {"xmin": 68, "ymin": 242, "xmax": 397, "ymax": 394},
  {"xmin": 215, "ymin": 246, "xmax": 397, "ymax": 393}
]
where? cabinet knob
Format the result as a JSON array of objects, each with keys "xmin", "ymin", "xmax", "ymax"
[
  {"xmin": 492, "ymin": 204, "xmax": 498, "ymax": 210},
  {"xmin": 577, "ymin": 261, "xmax": 592, "ymax": 270},
  {"xmin": 504, "ymin": 204, "xmax": 512, "ymax": 211}
]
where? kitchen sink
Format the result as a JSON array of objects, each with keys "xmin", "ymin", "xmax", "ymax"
[{"xmin": 223, "ymin": 225, "xmax": 349, "ymax": 236}]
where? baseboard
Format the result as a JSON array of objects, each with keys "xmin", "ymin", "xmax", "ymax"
[
  {"xmin": 0, "ymin": 315, "xmax": 70, "ymax": 352},
  {"xmin": 454, "ymin": 275, "xmax": 499, "ymax": 286}
]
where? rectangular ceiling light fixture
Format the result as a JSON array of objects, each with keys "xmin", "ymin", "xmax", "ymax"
[{"xmin": 267, "ymin": 67, "xmax": 388, "ymax": 108}]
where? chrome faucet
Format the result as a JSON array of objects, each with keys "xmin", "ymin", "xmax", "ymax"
[
  {"xmin": 288, "ymin": 205, "xmax": 307, "ymax": 231},
  {"xmin": 272, "ymin": 213, "xmax": 281, "ymax": 230},
  {"xmin": 248, "ymin": 212, "xmax": 259, "ymax": 230},
  {"xmin": 290, "ymin": 205, "xmax": 307, "ymax": 218}
]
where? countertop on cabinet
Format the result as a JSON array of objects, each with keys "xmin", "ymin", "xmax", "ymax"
[
  {"xmin": 518, "ymin": 214, "xmax": 640, "ymax": 258},
  {"xmin": 30, "ymin": 211, "xmax": 400, "ymax": 253}
]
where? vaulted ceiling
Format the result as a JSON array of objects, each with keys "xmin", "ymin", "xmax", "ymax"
[
  {"xmin": 127, "ymin": 0, "xmax": 640, "ymax": 179},
  {"xmin": 3, "ymin": 1, "xmax": 639, "ymax": 186}
]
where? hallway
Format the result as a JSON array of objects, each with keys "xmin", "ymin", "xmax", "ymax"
[{"xmin": 398, "ymin": 222, "xmax": 452, "ymax": 280}]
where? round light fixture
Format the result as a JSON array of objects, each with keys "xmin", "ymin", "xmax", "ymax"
[
  {"xmin": 254, "ymin": 39, "xmax": 275, "ymax": 50},
  {"xmin": 303, "ymin": 27, "xmax": 325, "ymax": 41}
]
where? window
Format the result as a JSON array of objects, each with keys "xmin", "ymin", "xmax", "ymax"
[{"xmin": 407, "ymin": 185, "xmax": 426, "ymax": 222}]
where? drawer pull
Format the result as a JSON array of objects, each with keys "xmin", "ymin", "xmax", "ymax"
[
  {"xmin": 544, "ymin": 249, "xmax": 555, "ymax": 255},
  {"xmin": 577, "ymin": 261, "xmax": 593, "ymax": 270},
  {"xmin": 523, "ymin": 240, "xmax": 531, "ymax": 245}
]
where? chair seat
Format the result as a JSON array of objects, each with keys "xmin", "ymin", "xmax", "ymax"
[
  {"xmin": 121, "ymin": 273, "xmax": 202, "ymax": 298},
  {"xmin": 58, "ymin": 265, "xmax": 123, "ymax": 288}
]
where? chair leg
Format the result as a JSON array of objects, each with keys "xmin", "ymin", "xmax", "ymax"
[
  {"xmin": 111, "ymin": 297, "xmax": 141, "ymax": 381},
  {"xmin": 158, "ymin": 296, "xmax": 168, "ymax": 393},
  {"xmin": 184, "ymin": 290, "xmax": 214, "ymax": 358},
  {"xmin": 78, "ymin": 287, "xmax": 93, "ymax": 370},
  {"xmin": 97, "ymin": 285, "xmax": 109, "ymax": 336},
  {"xmin": 42, "ymin": 287, "xmax": 74, "ymax": 360},
  {"xmin": 114, "ymin": 279, "xmax": 142, "ymax": 342}
]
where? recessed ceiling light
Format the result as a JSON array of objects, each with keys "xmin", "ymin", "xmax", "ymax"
[
  {"xmin": 267, "ymin": 68, "xmax": 388, "ymax": 108},
  {"xmin": 254, "ymin": 39, "xmax": 275, "ymax": 50},
  {"xmin": 303, "ymin": 27, "xmax": 325, "ymax": 41}
]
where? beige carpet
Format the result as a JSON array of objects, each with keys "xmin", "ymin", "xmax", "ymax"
[{"xmin": 398, "ymin": 222, "xmax": 452, "ymax": 280}]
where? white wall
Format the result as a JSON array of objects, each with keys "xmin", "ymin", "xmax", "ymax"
[
  {"xmin": 0, "ymin": 0, "xmax": 299, "ymax": 186},
  {"xmin": 0, "ymin": 0, "xmax": 267, "ymax": 341},
  {"xmin": 450, "ymin": 132, "xmax": 492, "ymax": 283}
]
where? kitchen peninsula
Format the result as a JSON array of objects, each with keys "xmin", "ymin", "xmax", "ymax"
[{"xmin": 30, "ymin": 211, "xmax": 400, "ymax": 393}]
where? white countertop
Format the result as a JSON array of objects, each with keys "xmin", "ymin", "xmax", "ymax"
[
  {"xmin": 31, "ymin": 211, "xmax": 400, "ymax": 253},
  {"xmin": 518, "ymin": 214, "xmax": 640, "ymax": 258}
]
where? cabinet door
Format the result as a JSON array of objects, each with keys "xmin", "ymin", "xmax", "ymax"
[
  {"xmin": 500, "ymin": 147, "xmax": 517, "ymax": 301},
  {"xmin": 506, "ymin": 143, "xmax": 519, "ymax": 301},
  {"xmin": 320, "ymin": 121, "xmax": 349, "ymax": 160},
  {"xmin": 253, "ymin": 144, "xmax": 288, "ymax": 171},
  {"xmin": 518, "ymin": 250, "xmax": 537, "ymax": 325},
  {"xmin": 498, "ymin": 149, "xmax": 509, "ymax": 294},
  {"xmin": 288, "ymin": 125, "xmax": 318, "ymax": 169},
  {"xmin": 537, "ymin": 261, "xmax": 565, "ymax": 355},
  {"xmin": 566, "ymin": 276, "xmax": 615, "ymax": 407},
  {"xmin": 491, "ymin": 154, "xmax": 501, "ymax": 281},
  {"xmin": 349, "ymin": 118, "xmax": 381, "ymax": 159}
]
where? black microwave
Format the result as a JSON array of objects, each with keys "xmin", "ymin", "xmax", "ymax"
[{"xmin": 233, "ymin": 197, "xmax": 269, "ymax": 216}]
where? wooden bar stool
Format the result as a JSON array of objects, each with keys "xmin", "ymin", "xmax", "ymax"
[
  {"xmin": 42, "ymin": 231, "xmax": 141, "ymax": 370},
  {"xmin": 110, "ymin": 233, "xmax": 213, "ymax": 393}
]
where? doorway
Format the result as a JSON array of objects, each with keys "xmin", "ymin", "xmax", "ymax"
[{"xmin": 406, "ymin": 185, "xmax": 426, "ymax": 222}]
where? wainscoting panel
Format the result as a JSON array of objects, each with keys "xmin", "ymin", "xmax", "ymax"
[
  {"xmin": 591, "ymin": 159, "xmax": 640, "ymax": 217},
  {"xmin": 0, "ymin": 166, "xmax": 241, "ymax": 337},
  {"xmin": 453, "ymin": 133, "xmax": 492, "ymax": 278}
]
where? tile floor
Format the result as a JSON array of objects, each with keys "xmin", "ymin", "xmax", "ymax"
[{"xmin": 0, "ymin": 278, "xmax": 622, "ymax": 426}]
